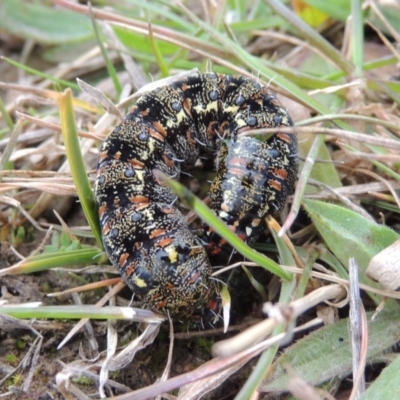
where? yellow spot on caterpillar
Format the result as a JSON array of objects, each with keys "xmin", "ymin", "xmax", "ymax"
[
  {"xmin": 166, "ymin": 246, "xmax": 178, "ymax": 263},
  {"xmin": 167, "ymin": 109, "xmax": 187, "ymax": 128},
  {"xmin": 135, "ymin": 170, "xmax": 145, "ymax": 184},
  {"xmin": 133, "ymin": 276, "xmax": 147, "ymax": 288},
  {"xmin": 224, "ymin": 104, "xmax": 239, "ymax": 114},
  {"xmin": 193, "ymin": 101, "xmax": 218, "ymax": 115},
  {"xmin": 148, "ymin": 138, "xmax": 156, "ymax": 154}
]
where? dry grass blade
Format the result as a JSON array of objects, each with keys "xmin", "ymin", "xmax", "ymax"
[
  {"xmin": 111, "ymin": 319, "xmax": 322, "ymax": 400},
  {"xmin": 77, "ymin": 78, "xmax": 123, "ymax": 120},
  {"xmin": 245, "ymin": 126, "xmax": 400, "ymax": 150},
  {"xmin": 349, "ymin": 258, "xmax": 367, "ymax": 400}
]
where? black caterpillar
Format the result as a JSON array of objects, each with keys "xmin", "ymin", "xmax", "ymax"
[{"xmin": 95, "ymin": 72, "xmax": 298, "ymax": 319}]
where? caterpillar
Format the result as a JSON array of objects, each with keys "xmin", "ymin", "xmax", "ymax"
[{"xmin": 94, "ymin": 72, "xmax": 298, "ymax": 320}]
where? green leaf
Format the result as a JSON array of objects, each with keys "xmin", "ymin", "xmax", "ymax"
[
  {"xmin": 302, "ymin": 198, "xmax": 399, "ymax": 304},
  {"xmin": 0, "ymin": 248, "xmax": 104, "ymax": 276},
  {"xmin": 148, "ymin": 22, "xmax": 170, "ymax": 77},
  {"xmin": 2, "ymin": 57, "xmax": 80, "ymax": 90},
  {"xmin": 58, "ymin": 89, "xmax": 103, "ymax": 249},
  {"xmin": 1, "ymin": 0, "xmax": 93, "ymax": 44},
  {"xmin": 262, "ymin": 310, "xmax": 400, "ymax": 393},
  {"xmin": 90, "ymin": 9, "xmax": 122, "ymax": 97},
  {"xmin": 0, "ymin": 305, "xmax": 164, "ymax": 323},
  {"xmin": 360, "ymin": 356, "xmax": 400, "ymax": 400}
]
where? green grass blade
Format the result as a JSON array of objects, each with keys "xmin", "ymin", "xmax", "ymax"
[
  {"xmin": 351, "ymin": 0, "xmax": 364, "ymax": 76},
  {"xmin": 0, "ymin": 93, "xmax": 14, "ymax": 131},
  {"xmin": 0, "ymin": 247, "xmax": 104, "ymax": 276},
  {"xmin": 148, "ymin": 21, "xmax": 170, "ymax": 77},
  {"xmin": 59, "ymin": 89, "xmax": 103, "ymax": 248},
  {"xmin": 1, "ymin": 56, "xmax": 80, "ymax": 90},
  {"xmin": 89, "ymin": 5, "xmax": 122, "ymax": 97},
  {"xmin": 0, "ymin": 304, "xmax": 164, "ymax": 323}
]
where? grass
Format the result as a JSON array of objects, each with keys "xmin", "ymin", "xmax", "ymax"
[{"xmin": 1, "ymin": 0, "xmax": 400, "ymax": 398}]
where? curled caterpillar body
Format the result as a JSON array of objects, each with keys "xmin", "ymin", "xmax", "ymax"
[
  {"xmin": 95, "ymin": 72, "xmax": 298, "ymax": 318},
  {"xmin": 205, "ymin": 133, "xmax": 297, "ymax": 257}
]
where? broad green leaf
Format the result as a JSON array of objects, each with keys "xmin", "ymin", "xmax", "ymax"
[
  {"xmin": 1, "ymin": 0, "xmax": 93, "ymax": 44},
  {"xmin": 360, "ymin": 356, "xmax": 400, "ymax": 400},
  {"xmin": 148, "ymin": 22, "xmax": 170, "ymax": 78},
  {"xmin": 303, "ymin": 198, "xmax": 399, "ymax": 304},
  {"xmin": 262, "ymin": 310, "xmax": 400, "ymax": 392}
]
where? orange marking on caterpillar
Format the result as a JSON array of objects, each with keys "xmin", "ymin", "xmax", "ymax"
[
  {"xmin": 99, "ymin": 204, "xmax": 107, "ymax": 218},
  {"xmin": 273, "ymin": 168, "xmax": 288, "ymax": 179},
  {"xmin": 119, "ymin": 253, "xmax": 129, "ymax": 267},
  {"xmin": 129, "ymin": 158, "xmax": 145, "ymax": 169},
  {"xmin": 228, "ymin": 167, "xmax": 244, "ymax": 175},
  {"xmin": 149, "ymin": 229, "xmax": 166, "ymax": 239},
  {"xmin": 149, "ymin": 128, "xmax": 165, "ymax": 142},
  {"xmin": 102, "ymin": 223, "xmax": 110, "ymax": 235},
  {"xmin": 228, "ymin": 157, "xmax": 248, "ymax": 167},
  {"xmin": 186, "ymin": 130, "xmax": 196, "ymax": 146},
  {"xmin": 130, "ymin": 195, "xmax": 149, "ymax": 204},
  {"xmin": 159, "ymin": 237, "xmax": 174, "ymax": 248},
  {"xmin": 161, "ymin": 207, "xmax": 175, "ymax": 214},
  {"xmin": 125, "ymin": 263, "xmax": 136, "ymax": 278},
  {"xmin": 183, "ymin": 97, "xmax": 193, "ymax": 117},
  {"xmin": 268, "ymin": 179, "xmax": 282, "ymax": 191},
  {"xmin": 156, "ymin": 300, "xmax": 168, "ymax": 309},
  {"xmin": 152, "ymin": 121, "xmax": 167, "ymax": 137},
  {"xmin": 277, "ymin": 132, "xmax": 293, "ymax": 143}
]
